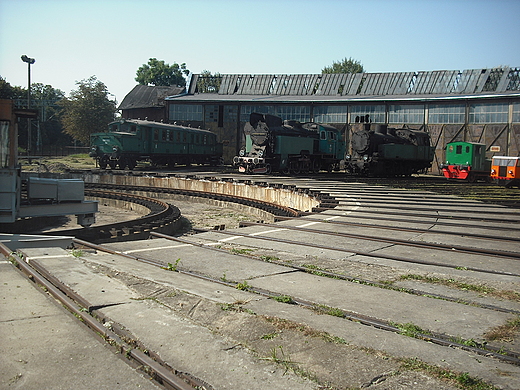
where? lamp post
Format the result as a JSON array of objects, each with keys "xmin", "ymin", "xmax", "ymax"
[{"xmin": 21, "ymin": 55, "xmax": 35, "ymax": 156}]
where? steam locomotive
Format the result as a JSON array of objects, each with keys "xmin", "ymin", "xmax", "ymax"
[
  {"xmin": 232, "ymin": 113, "xmax": 345, "ymax": 174},
  {"xmin": 90, "ymin": 119, "xmax": 223, "ymax": 169},
  {"xmin": 345, "ymin": 123, "xmax": 435, "ymax": 176}
]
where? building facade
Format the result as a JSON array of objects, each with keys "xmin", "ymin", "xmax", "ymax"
[{"xmin": 163, "ymin": 69, "xmax": 520, "ymax": 173}]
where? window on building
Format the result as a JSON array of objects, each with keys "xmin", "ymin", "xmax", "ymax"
[
  {"xmin": 169, "ymin": 104, "xmax": 203, "ymax": 121},
  {"xmin": 276, "ymin": 106, "xmax": 310, "ymax": 122},
  {"xmin": 428, "ymin": 104, "xmax": 465, "ymax": 124},
  {"xmin": 240, "ymin": 105, "xmax": 276, "ymax": 122},
  {"xmin": 388, "ymin": 104, "xmax": 425, "ymax": 124},
  {"xmin": 349, "ymin": 105, "xmax": 386, "ymax": 123},
  {"xmin": 513, "ymin": 102, "xmax": 520, "ymax": 123},
  {"xmin": 240, "ymin": 105, "xmax": 310, "ymax": 122},
  {"xmin": 469, "ymin": 103, "xmax": 508, "ymax": 123},
  {"xmin": 204, "ymin": 105, "xmax": 219, "ymax": 123},
  {"xmin": 314, "ymin": 106, "xmax": 347, "ymax": 123}
]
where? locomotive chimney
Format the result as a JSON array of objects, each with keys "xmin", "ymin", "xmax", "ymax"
[{"xmin": 375, "ymin": 124, "xmax": 387, "ymax": 134}]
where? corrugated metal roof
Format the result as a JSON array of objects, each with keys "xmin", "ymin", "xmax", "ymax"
[
  {"xmin": 174, "ymin": 68, "xmax": 520, "ymax": 101},
  {"xmin": 119, "ymin": 85, "xmax": 185, "ymax": 110}
]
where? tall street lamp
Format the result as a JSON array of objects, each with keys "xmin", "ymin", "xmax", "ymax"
[{"xmin": 21, "ymin": 55, "xmax": 35, "ymax": 156}]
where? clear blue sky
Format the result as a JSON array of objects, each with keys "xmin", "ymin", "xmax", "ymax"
[{"xmin": 1, "ymin": 0, "xmax": 519, "ymax": 104}]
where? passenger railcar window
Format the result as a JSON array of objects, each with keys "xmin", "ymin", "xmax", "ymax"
[
  {"xmin": 320, "ymin": 131, "xmax": 326, "ymax": 140},
  {"xmin": 154, "ymin": 129, "xmax": 159, "ymax": 141},
  {"xmin": 176, "ymin": 132, "xmax": 181, "ymax": 142},
  {"xmin": 183, "ymin": 133, "xmax": 187, "ymax": 142},
  {"xmin": 456, "ymin": 145, "xmax": 462, "ymax": 154},
  {"xmin": 162, "ymin": 130, "xmax": 167, "ymax": 141},
  {"xmin": 466, "ymin": 146, "xmax": 470, "ymax": 153},
  {"xmin": 130, "ymin": 125, "xmax": 137, "ymax": 132}
]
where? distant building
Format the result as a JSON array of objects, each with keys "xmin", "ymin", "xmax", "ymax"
[{"xmin": 119, "ymin": 85, "xmax": 185, "ymax": 122}]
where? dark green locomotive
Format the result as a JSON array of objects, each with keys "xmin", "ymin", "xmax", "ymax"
[
  {"xmin": 233, "ymin": 113, "xmax": 346, "ymax": 174},
  {"xmin": 90, "ymin": 119, "xmax": 223, "ymax": 169}
]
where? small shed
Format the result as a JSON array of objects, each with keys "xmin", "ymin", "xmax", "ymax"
[{"xmin": 119, "ymin": 85, "xmax": 185, "ymax": 122}]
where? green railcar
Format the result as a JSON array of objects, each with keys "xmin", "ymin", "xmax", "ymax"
[
  {"xmin": 90, "ymin": 119, "xmax": 222, "ymax": 170},
  {"xmin": 441, "ymin": 141, "xmax": 490, "ymax": 181}
]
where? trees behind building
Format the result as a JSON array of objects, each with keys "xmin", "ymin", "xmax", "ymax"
[
  {"xmin": 135, "ymin": 58, "xmax": 190, "ymax": 87},
  {"xmin": 322, "ymin": 57, "xmax": 364, "ymax": 74}
]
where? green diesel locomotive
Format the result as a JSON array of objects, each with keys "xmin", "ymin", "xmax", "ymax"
[{"xmin": 90, "ymin": 119, "xmax": 223, "ymax": 169}]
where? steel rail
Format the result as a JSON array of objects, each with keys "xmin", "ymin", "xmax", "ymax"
[
  {"xmin": 43, "ymin": 189, "xmax": 181, "ymax": 242},
  {"xmin": 0, "ymin": 242, "xmax": 197, "ymax": 390},
  {"xmin": 240, "ymin": 221, "xmax": 520, "ymax": 259},
  {"xmin": 290, "ymin": 211, "xmax": 520, "ymax": 232},
  {"xmin": 272, "ymin": 215, "xmax": 520, "ymax": 242},
  {"xmin": 312, "ymin": 205, "xmax": 520, "ymax": 224},
  {"xmin": 237, "ymin": 221, "xmax": 520, "ymax": 260},
  {"xmin": 332, "ymin": 199, "xmax": 520, "ymax": 216},
  {"xmin": 68, "ymin": 238, "xmax": 520, "ymax": 366}
]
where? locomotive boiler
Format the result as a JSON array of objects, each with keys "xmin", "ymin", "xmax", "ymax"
[{"xmin": 345, "ymin": 124, "xmax": 434, "ymax": 176}]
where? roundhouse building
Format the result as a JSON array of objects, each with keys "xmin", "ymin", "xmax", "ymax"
[{"xmin": 162, "ymin": 68, "xmax": 520, "ymax": 174}]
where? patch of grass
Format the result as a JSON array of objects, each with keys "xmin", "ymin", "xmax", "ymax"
[
  {"xmin": 70, "ymin": 249, "xmax": 83, "ymax": 258},
  {"xmin": 449, "ymin": 336, "xmax": 479, "ymax": 348},
  {"xmin": 484, "ymin": 317, "xmax": 520, "ymax": 342},
  {"xmin": 399, "ymin": 274, "xmax": 520, "ymax": 301},
  {"xmin": 260, "ymin": 255, "xmax": 280, "ymax": 262},
  {"xmin": 400, "ymin": 357, "xmax": 497, "ymax": 390},
  {"xmin": 260, "ymin": 346, "xmax": 297, "ymax": 374},
  {"xmin": 262, "ymin": 315, "xmax": 348, "ymax": 345},
  {"xmin": 163, "ymin": 258, "xmax": 181, "ymax": 271},
  {"xmin": 235, "ymin": 280, "xmax": 251, "ymax": 291},
  {"xmin": 390, "ymin": 322, "xmax": 431, "ymax": 338},
  {"xmin": 312, "ymin": 304, "xmax": 345, "ymax": 318},
  {"xmin": 271, "ymin": 295, "xmax": 295, "ymax": 304},
  {"xmin": 230, "ymin": 248, "xmax": 255, "ymax": 255},
  {"xmin": 261, "ymin": 332, "xmax": 278, "ymax": 340}
]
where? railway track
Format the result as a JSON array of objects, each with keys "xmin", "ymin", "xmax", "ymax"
[
  {"xmin": 7, "ymin": 171, "xmax": 520, "ymax": 389},
  {"xmin": 70, "ymin": 234, "xmax": 520, "ymax": 366}
]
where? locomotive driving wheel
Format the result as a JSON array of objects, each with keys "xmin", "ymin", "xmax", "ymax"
[
  {"xmin": 108, "ymin": 159, "xmax": 117, "ymax": 169},
  {"xmin": 98, "ymin": 156, "xmax": 108, "ymax": 169}
]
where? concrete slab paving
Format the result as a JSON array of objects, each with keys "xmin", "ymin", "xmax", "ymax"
[
  {"xmin": 0, "ymin": 260, "xmax": 160, "ymax": 390},
  {"xmin": 242, "ymin": 298, "xmax": 520, "ymax": 390},
  {"xmin": 248, "ymin": 271, "xmax": 516, "ymax": 342}
]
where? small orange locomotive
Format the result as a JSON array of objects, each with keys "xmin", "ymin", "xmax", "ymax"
[{"xmin": 491, "ymin": 156, "xmax": 520, "ymax": 188}]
